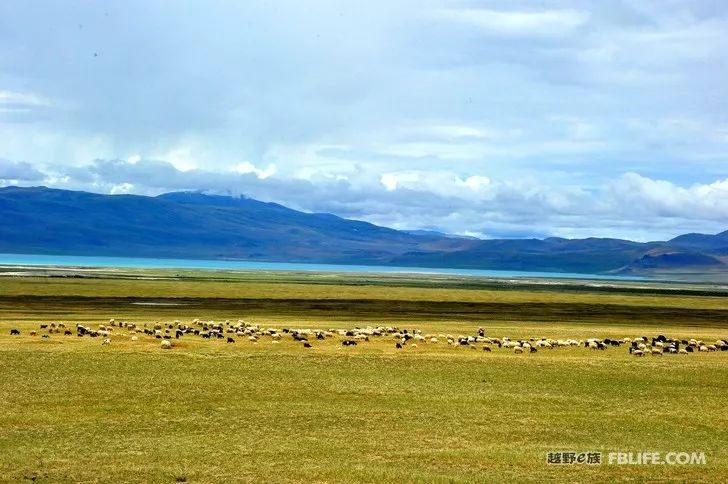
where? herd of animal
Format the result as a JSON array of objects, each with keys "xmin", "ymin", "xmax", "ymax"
[{"xmin": 6, "ymin": 319, "xmax": 728, "ymax": 355}]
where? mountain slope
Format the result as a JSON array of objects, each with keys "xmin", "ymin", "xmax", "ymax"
[
  {"xmin": 667, "ymin": 230, "xmax": 728, "ymax": 254},
  {"xmin": 0, "ymin": 186, "xmax": 460, "ymax": 263}
]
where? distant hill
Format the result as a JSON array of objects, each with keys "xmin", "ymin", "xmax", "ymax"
[
  {"xmin": 0, "ymin": 186, "xmax": 727, "ymax": 276},
  {"xmin": 0, "ymin": 186, "xmax": 463, "ymax": 264},
  {"xmin": 667, "ymin": 230, "xmax": 728, "ymax": 254}
]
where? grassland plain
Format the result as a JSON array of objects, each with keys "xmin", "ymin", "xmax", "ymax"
[{"xmin": 1, "ymin": 269, "xmax": 727, "ymax": 482}]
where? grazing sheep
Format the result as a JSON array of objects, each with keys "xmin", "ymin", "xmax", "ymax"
[
  {"xmin": 30, "ymin": 330, "xmax": 37, "ymax": 336},
  {"xmin": 303, "ymin": 342, "xmax": 312, "ymax": 348},
  {"xmin": 102, "ymin": 338, "xmax": 111, "ymax": 345},
  {"xmin": 131, "ymin": 336, "xmax": 138, "ymax": 341},
  {"xmin": 227, "ymin": 337, "xmax": 235, "ymax": 343},
  {"xmin": 161, "ymin": 340, "xmax": 172, "ymax": 349},
  {"xmin": 395, "ymin": 342, "xmax": 402, "ymax": 349},
  {"xmin": 482, "ymin": 346, "xmax": 491, "ymax": 352},
  {"xmin": 342, "ymin": 340, "xmax": 357, "ymax": 347},
  {"xmin": 10, "ymin": 329, "xmax": 20, "ymax": 336},
  {"xmin": 650, "ymin": 348, "xmax": 662, "ymax": 356},
  {"xmin": 429, "ymin": 337, "xmax": 438, "ymax": 344},
  {"xmin": 514, "ymin": 346, "xmax": 524, "ymax": 354}
]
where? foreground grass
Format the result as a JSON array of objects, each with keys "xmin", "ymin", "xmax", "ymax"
[
  {"xmin": 1, "ymin": 270, "xmax": 727, "ymax": 482},
  {"xmin": 1, "ymin": 339, "xmax": 727, "ymax": 482}
]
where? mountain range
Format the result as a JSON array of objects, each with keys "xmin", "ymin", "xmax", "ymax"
[{"xmin": 1, "ymin": 186, "xmax": 727, "ymax": 277}]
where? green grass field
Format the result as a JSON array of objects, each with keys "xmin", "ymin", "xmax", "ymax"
[{"xmin": 1, "ymin": 269, "xmax": 727, "ymax": 482}]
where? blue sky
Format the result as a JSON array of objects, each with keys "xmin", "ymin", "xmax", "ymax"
[{"xmin": 1, "ymin": 0, "xmax": 728, "ymax": 241}]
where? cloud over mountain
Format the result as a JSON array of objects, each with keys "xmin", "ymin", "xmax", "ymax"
[{"xmin": 1, "ymin": 1, "xmax": 727, "ymax": 240}]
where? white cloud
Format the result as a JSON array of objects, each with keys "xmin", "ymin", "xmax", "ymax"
[
  {"xmin": 233, "ymin": 161, "xmax": 277, "ymax": 179},
  {"xmin": 0, "ymin": 90, "xmax": 51, "ymax": 107},
  {"xmin": 606, "ymin": 172, "xmax": 728, "ymax": 220},
  {"xmin": 435, "ymin": 8, "xmax": 589, "ymax": 37},
  {"xmin": 398, "ymin": 123, "xmax": 512, "ymax": 140},
  {"xmin": 110, "ymin": 182, "xmax": 135, "ymax": 195}
]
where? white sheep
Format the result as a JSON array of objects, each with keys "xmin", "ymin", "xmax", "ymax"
[
  {"xmin": 102, "ymin": 338, "xmax": 111, "ymax": 345},
  {"xmin": 161, "ymin": 340, "xmax": 172, "ymax": 349}
]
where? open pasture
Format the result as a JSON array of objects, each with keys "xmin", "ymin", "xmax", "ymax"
[{"xmin": 1, "ymin": 269, "xmax": 728, "ymax": 482}]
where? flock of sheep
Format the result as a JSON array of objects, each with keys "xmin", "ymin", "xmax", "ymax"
[{"xmin": 7, "ymin": 319, "xmax": 728, "ymax": 355}]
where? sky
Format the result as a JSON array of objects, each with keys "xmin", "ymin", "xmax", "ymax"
[{"xmin": 1, "ymin": 0, "xmax": 728, "ymax": 241}]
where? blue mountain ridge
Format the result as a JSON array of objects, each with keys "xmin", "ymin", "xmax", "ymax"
[{"xmin": 0, "ymin": 186, "xmax": 726, "ymax": 274}]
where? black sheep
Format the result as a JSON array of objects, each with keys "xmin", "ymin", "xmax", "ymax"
[
  {"xmin": 227, "ymin": 337, "xmax": 235, "ymax": 343},
  {"xmin": 10, "ymin": 329, "xmax": 20, "ymax": 336}
]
